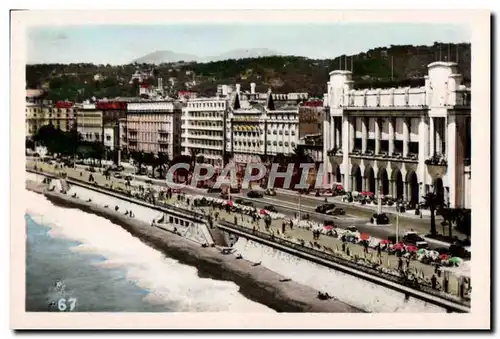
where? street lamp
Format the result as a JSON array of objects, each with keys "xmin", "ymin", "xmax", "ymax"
[{"xmin": 298, "ymin": 191, "xmax": 302, "ymax": 220}]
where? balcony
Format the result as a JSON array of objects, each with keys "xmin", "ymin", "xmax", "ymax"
[
  {"xmin": 158, "ymin": 129, "xmax": 168, "ymax": 134},
  {"xmin": 158, "ymin": 139, "xmax": 169, "ymax": 145},
  {"xmin": 128, "ymin": 135, "xmax": 137, "ymax": 140},
  {"xmin": 345, "ymin": 150, "xmax": 419, "ymax": 163},
  {"xmin": 128, "ymin": 128, "xmax": 137, "ymax": 133},
  {"xmin": 425, "ymin": 154, "xmax": 447, "ymax": 166}
]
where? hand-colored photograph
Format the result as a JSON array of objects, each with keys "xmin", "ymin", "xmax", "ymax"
[{"xmin": 11, "ymin": 10, "xmax": 491, "ymax": 330}]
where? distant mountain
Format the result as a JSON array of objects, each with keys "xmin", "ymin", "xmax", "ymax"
[
  {"xmin": 132, "ymin": 48, "xmax": 283, "ymax": 64},
  {"xmin": 132, "ymin": 50, "xmax": 199, "ymax": 64},
  {"xmin": 205, "ymin": 48, "xmax": 282, "ymax": 62},
  {"xmin": 27, "ymin": 42, "xmax": 471, "ymax": 102}
]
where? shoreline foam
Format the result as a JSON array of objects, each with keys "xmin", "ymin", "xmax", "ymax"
[{"xmin": 25, "ymin": 180, "xmax": 362, "ymax": 313}]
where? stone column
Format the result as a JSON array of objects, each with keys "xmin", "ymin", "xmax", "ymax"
[
  {"xmin": 389, "ymin": 179, "xmax": 395, "ymax": 196},
  {"xmin": 429, "ymin": 117, "xmax": 435, "ymax": 156},
  {"xmin": 388, "ymin": 118, "xmax": 395, "ymax": 155},
  {"xmin": 331, "ymin": 117, "xmax": 336, "ymax": 149},
  {"xmin": 361, "ymin": 117, "xmax": 368, "ymax": 153},
  {"xmin": 447, "ymin": 115, "xmax": 457, "ymax": 208},
  {"xmin": 349, "ymin": 116, "xmax": 355, "ymax": 152},
  {"xmin": 403, "ymin": 181, "xmax": 408, "ymax": 201},
  {"xmin": 374, "ymin": 118, "xmax": 381, "ymax": 155},
  {"xmin": 436, "ymin": 118, "xmax": 442, "ymax": 155},
  {"xmin": 323, "ymin": 117, "xmax": 331, "ymax": 152},
  {"xmin": 403, "ymin": 118, "xmax": 410, "ymax": 157},
  {"xmin": 342, "ymin": 115, "xmax": 351, "ymax": 191},
  {"xmin": 335, "ymin": 118, "xmax": 341, "ymax": 147}
]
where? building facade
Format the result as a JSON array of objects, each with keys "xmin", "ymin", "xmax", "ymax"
[
  {"xmin": 323, "ymin": 61, "xmax": 471, "ymax": 208},
  {"xmin": 75, "ymin": 103, "xmax": 103, "ymax": 143},
  {"xmin": 181, "ymin": 98, "xmax": 229, "ymax": 167},
  {"xmin": 26, "ymin": 90, "xmax": 77, "ymax": 137},
  {"xmin": 126, "ymin": 101, "xmax": 182, "ymax": 159}
]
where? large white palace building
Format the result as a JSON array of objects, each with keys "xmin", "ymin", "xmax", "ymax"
[{"xmin": 323, "ymin": 62, "xmax": 471, "ymax": 208}]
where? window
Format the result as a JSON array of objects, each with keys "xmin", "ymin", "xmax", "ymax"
[
  {"xmin": 291, "ymin": 142, "xmax": 296, "ymax": 147},
  {"xmin": 291, "ymin": 131, "xmax": 295, "ymax": 136},
  {"xmin": 267, "ymin": 141, "xmax": 271, "ymax": 145},
  {"xmin": 279, "ymin": 141, "xmax": 283, "ymax": 146},
  {"xmin": 285, "ymin": 142, "xmax": 289, "ymax": 147},
  {"xmin": 273, "ymin": 141, "xmax": 277, "ymax": 146},
  {"xmin": 273, "ymin": 130, "xmax": 277, "ymax": 135},
  {"xmin": 284, "ymin": 130, "xmax": 289, "ymax": 135},
  {"xmin": 106, "ymin": 135, "xmax": 111, "ymax": 141},
  {"xmin": 278, "ymin": 130, "xmax": 283, "ymax": 135}
]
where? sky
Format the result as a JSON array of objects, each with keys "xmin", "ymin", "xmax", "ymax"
[{"xmin": 27, "ymin": 23, "xmax": 470, "ymax": 65}]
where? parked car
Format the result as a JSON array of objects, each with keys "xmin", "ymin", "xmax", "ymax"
[
  {"xmin": 207, "ymin": 187, "xmax": 222, "ymax": 193},
  {"xmin": 113, "ymin": 173, "xmax": 123, "ymax": 179},
  {"xmin": 247, "ymin": 191, "xmax": 263, "ymax": 198},
  {"xmin": 87, "ymin": 166, "xmax": 96, "ymax": 173},
  {"xmin": 145, "ymin": 179, "xmax": 153, "ymax": 185},
  {"xmin": 229, "ymin": 187, "xmax": 240, "ymax": 194},
  {"xmin": 265, "ymin": 188, "xmax": 277, "ymax": 196},
  {"xmin": 346, "ymin": 226, "xmax": 358, "ymax": 233},
  {"xmin": 315, "ymin": 203, "xmax": 336, "ymax": 214},
  {"xmin": 326, "ymin": 208, "xmax": 346, "ymax": 216},
  {"xmin": 124, "ymin": 175, "xmax": 133, "ymax": 181},
  {"xmin": 264, "ymin": 205, "xmax": 278, "ymax": 213},
  {"xmin": 389, "ymin": 231, "xmax": 428, "ymax": 248}
]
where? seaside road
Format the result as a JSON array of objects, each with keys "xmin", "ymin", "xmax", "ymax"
[
  {"xmin": 26, "ymin": 161, "xmax": 461, "ymax": 298},
  {"xmin": 26, "ymin": 161, "xmax": 450, "ymax": 249}
]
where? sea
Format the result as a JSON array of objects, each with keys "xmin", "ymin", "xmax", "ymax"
[{"xmin": 25, "ymin": 189, "xmax": 274, "ymax": 313}]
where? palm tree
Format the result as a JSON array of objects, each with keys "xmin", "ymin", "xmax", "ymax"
[
  {"xmin": 422, "ymin": 192, "xmax": 444, "ymax": 236},
  {"xmin": 131, "ymin": 150, "xmax": 145, "ymax": 175},
  {"xmin": 143, "ymin": 152, "xmax": 156, "ymax": 178},
  {"xmin": 156, "ymin": 152, "xmax": 170, "ymax": 179}
]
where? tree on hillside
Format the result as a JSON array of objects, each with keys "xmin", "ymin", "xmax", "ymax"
[{"xmin": 130, "ymin": 150, "xmax": 145, "ymax": 175}]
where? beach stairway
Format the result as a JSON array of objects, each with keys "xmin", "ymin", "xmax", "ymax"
[
  {"xmin": 184, "ymin": 223, "xmax": 215, "ymax": 247},
  {"xmin": 59, "ymin": 179, "xmax": 70, "ymax": 194}
]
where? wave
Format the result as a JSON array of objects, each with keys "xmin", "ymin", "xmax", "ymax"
[{"xmin": 25, "ymin": 189, "xmax": 274, "ymax": 313}]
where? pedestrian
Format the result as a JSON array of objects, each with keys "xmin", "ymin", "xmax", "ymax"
[
  {"xmin": 281, "ymin": 222, "xmax": 285, "ymax": 234},
  {"xmin": 431, "ymin": 274, "xmax": 437, "ymax": 290},
  {"xmin": 234, "ymin": 215, "xmax": 238, "ymax": 225},
  {"xmin": 290, "ymin": 220, "xmax": 293, "ymax": 230},
  {"xmin": 443, "ymin": 276, "xmax": 449, "ymax": 293},
  {"xmin": 342, "ymin": 243, "xmax": 346, "ymax": 252},
  {"xmin": 398, "ymin": 257, "xmax": 403, "ymax": 271},
  {"xmin": 346, "ymin": 247, "xmax": 350, "ymax": 256}
]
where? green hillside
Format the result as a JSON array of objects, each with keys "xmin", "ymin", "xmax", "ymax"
[{"xmin": 26, "ymin": 42, "xmax": 470, "ymax": 102}]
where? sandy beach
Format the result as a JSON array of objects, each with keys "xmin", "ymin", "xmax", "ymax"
[{"xmin": 25, "ymin": 180, "xmax": 362, "ymax": 313}]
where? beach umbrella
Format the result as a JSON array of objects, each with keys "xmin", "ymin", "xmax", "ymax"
[
  {"xmin": 449, "ymin": 257, "xmax": 463, "ymax": 265},
  {"xmin": 259, "ymin": 209, "xmax": 268, "ymax": 215},
  {"xmin": 392, "ymin": 243, "xmax": 405, "ymax": 251},
  {"xmin": 359, "ymin": 233, "xmax": 370, "ymax": 241},
  {"xmin": 226, "ymin": 200, "xmax": 233, "ymax": 207},
  {"xmin": 380, "ymin": 239, "xmax": 391, "ymax": 245},
  {"xmin": 417, "ymin": 248, "xmax": 427, "ymax": 255},
  {"xmin": 406, "ymin": 245, "xmax": 418, "ymax": 253},
  {"xmin": 439, "ymin": 253, "xmax": 450, "ymax": 261},
  {"xmin": 324, "ymin": 225, "xmax": 334, "ymax": 231}
]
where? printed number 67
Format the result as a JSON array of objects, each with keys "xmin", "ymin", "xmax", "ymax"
[{"xmin": 57, "ymin": 298, "xmax": 77, "ymax": 311}]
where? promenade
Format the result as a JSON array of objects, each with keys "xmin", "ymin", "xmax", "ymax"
[{"xmin": 26, "ymin": 160, "xmax": 467, "ymax": 300}]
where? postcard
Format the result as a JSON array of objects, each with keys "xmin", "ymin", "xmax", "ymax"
[{"xmin": 11, "ymin": 9, "xmax": 491, "ymax": 330}]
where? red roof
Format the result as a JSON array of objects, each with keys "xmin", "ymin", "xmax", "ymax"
[
  {"xmin": 55, "ymin": 101, "xmax": 73, "ymax": 108},
  {"xmin": 96, "ymin": 101, "xmax": 127, "ymax": 110},
  {"xmin": 302, "ymin": 100, "xmax": 323, "ymax": 107}
]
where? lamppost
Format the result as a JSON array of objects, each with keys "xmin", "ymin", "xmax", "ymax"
[{"xmin": 298, "ymin": 191, "xmax": 302, "ymax": 220}]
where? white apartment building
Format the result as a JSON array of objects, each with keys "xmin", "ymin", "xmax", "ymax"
[
  {"xmin": 126, "ymin": 101, "xmax": 182, "ymax": 159},
  {"xmin": 75, "ymin": 103, "xmax": 103, "ymax": 143},
  {"xmin": 228, "ymin": 88, "xmax": 300, "ymax": 166},
  {"xmin": 323, "ymin": 61, "xmax": 471, "ymax": 208},
  {"xmin": 181, "ymin": 98, "xmax": 229, "ymax": 167}
]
